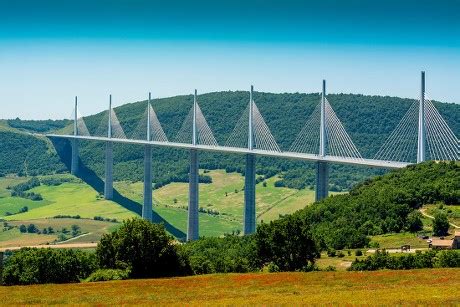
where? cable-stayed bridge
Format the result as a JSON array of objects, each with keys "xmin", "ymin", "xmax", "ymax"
[{"xmin": 47, "ymin": 72, "xmax": 459, "ymax": 240}]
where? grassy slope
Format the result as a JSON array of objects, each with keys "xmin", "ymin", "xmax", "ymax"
[
  {"xmin": 0, "ymin": 170, "xmax": 318, "ymax": 244},
  {"xmin": 114, "ymin": 170, "xmax": 318, "ymax": 236},
  {"xmin": 1, "ymin": 269, "xmax": 459, "ymax": 305}
]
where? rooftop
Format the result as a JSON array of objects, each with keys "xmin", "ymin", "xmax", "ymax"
[{"xmin": 431, "ymin": 239, "xmax": 453, "ymax": 247}]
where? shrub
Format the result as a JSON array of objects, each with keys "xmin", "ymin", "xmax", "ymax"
[
  {"xmin": 19, "ymin": 225, "xmax": 27, "ymax": 233},
  {"xmin": 323, "ymin": 265, "xmax": 336, "ymax": 271},
  {"xmin": 267, "ymin": 262, "xmax": 280, "ymax": 273},
  {"xmin": 2, "ymin": 248, "xmax": 96, "ymax": 285},
  {"xmin": 96, "ymin": 218, "xmax": 191, "ymax": 278},
  {"xmin": 355, "ymin": 249, "xmax": 363, "ymax": 256},
  {"xmin": 183, "ymin": 235, "xmax": 259, "ymax": 274},
  {"xmin": 337, "ymin": 251, "xmax": 345, "ymax": 258},
  {"xmin": 348, "ymin": 250, "xmax": 460, "ymax": 271},
  {"xmin": 434, "ymin": 250, "xmax": 460, "ymax": 268},
  {"xmin": 85, "ymin": 269, "xmax": 130, "ymax": 282},
  {"xmin": 327, "ymin": 249, "xmax": 336, "ymax": 257},
  {"xmin": 27, "ymin": 224, "xmax": 38, "ymax": 233}
]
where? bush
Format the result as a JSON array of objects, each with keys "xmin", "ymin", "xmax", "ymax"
[
  {"xmin": 434, "ymin": 250, "xmax": 460, "ymax": 268},
  {"xmin": 27, "ymin": 224, "xmax": 38, "ymax": 233},
  {"xmin": 96, "ymin": 218, "xmax": 191, "ymax": 278},
  {"xmin": 183, "ymin": 235, "xmax": 259, "ymax": 274},
  {"xmin": 327, "ymin": 249, "xmax": 336, "ymax": 257},
  {"xmin": 323, "ymin": 265, "xmax": 336, "ymax": 271},
  {"xmin": 349, "ymin": 250, "xmax": 460, "ymax": 271},
  {"xmin": 85, "ymin": 269, "xmax": 130, "ymax": 282},
  {"xmin": 2, "ymin": 248, "xmax": 96, "ymax": 285},
  {"xmin": 19, "ymin": 225, "xmax": 27, "ymax": 233},
  {"xmin": 355, "ymin": 249, "xmax": 363, "ymax": 256}
]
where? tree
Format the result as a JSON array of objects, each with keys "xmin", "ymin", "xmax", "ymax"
[
  {"xmin": 27, "ymin": 224, "xmax": 38, "ymax": 233},
  {"xmin": 256, "ymin": 213, "xmax": 319, "ymax": 271},
  {"xmin": 406, "ymin": 211, "xmax": 423, "ymax": 232},
  {"xmin": 96, "ymin": 218, "xmax": 191, "ymax": 278},
  {"xmin": 433, "ymin": 211, "xmax": 449, "ymax": 236},
  {"xmin": 71, "ymin": 224, "xmax": 81, "ymax": 237},
  {"xmin": 1, "ymin": 248, "xmax": 96, "ymax": 285},
  {"xmin": 19, "ymin": 224, "xmax": 27, "ymax": 233}
]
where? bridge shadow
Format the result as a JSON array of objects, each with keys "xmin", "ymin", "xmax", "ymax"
[{"xmin": 50, "ymin": 138, "xmax": 186, "ymax": 240}]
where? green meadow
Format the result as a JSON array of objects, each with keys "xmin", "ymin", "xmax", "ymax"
[{"xmin": 0, "ymin": 170, "xmax": 318, "ymax": 246}]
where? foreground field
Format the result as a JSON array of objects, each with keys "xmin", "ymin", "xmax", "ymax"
[{"xmin": 1, "ymin": 269, "xmax": 459, "ymax": 305}]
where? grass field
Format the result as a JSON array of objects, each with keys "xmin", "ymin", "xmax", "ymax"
[
  {"xmin": 370, "ymin": 232, "xmax": 428, "ymax": 249},
  {"xmin": 116, "ymin": 170, "xmax": 316, "ymax": 223},
  {"xmin": 0, "ymin": 170, "xmax": 318, "ymax": 243},
  {"xmin": 1, "ymin": 269, "xmax": 458, "ymax": 305}
]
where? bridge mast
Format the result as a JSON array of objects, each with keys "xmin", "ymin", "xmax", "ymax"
[
  {"xmin": 187, "ymin": 89, "xmax": 199, "ymax": 240},
  {"xmin": 417, "ymin": 71, "xmax": 426, "ymax": 163},
  {"xmin": 244, "ymin": 85, "xmax": 256, "ymax": 235},
  {"xmin": 315, "ymin": 80, "xmax": 329, "ymax": 202},
  {"xmin": 71, "ymin": 96, "xmax": 79, "ymax": 175},
  {"xmin": 104, "ymin": 94, "xmax": 114, "ymax": 200},
  {"xmin": 142, "ymin": 92, "xmax": 153, "ymax": 222}
]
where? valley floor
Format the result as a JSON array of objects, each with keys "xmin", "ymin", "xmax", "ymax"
[{"xmin": 1, "ymin": 269, "xmax": 459, "ymax": 305}]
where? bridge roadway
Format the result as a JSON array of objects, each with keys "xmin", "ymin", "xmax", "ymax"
[{"xmin": 46, "ymin": 134, "xmax": 410, "ymax": 169}]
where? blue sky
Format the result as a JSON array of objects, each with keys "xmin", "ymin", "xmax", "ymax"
[{"xmin": 1, "ymin": 0, "xmax": 459, "ymax": 119}]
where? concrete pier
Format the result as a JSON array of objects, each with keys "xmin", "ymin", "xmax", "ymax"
[
  {"xmin": 187, "ymin": 149, "xmax": 199, "ymax": 241},
  {"xmin": 104, "ymin": 141, "xmax": 113, "ymax": 200},
  {"xmin": 142, "ymin": 145, "xmax": 153, "ymax": 221},
  {"xmin": 315, "ymin": 161, "xmax": 329, "ymax": 201},
  {"xmin": 315, "ymin": 80, "xmax": 329, "ymax": 202},
  {"xmin": 71, "ymin": 96, "xmax": 79, "ymax": 175},
  {"xmin": 417, "ymin": 71, "xmax": 426, "ymax": 163},
  {"xmin": 71, "ymin": 139, "xmax": 79, "ymax": 175},
  {"xmin": 244, "ymin": 153, "xmax": 256, "ymax": 234}
]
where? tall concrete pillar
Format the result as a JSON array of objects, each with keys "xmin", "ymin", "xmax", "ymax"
[
  {"xmin": 187, "ymin": 90, "xmax": 199, "ymax": 241},
  {"xmin": 316, "ymin": 80, "xmax": 329, "ymax": 202},
  {"xmin": 71, "ymin": 139, "xmax": 79, "ymax": 175},
  {"xmin": 417, "ymin": 71, "xmax": 426, "ymax": 163},
  {"xmin": 187, "ymin": 149, "xmax": 199, "ymax": 241},
  {"xmin": 71, "ymin": 96, "xmax": 79, "ymax": 175},
  {"xmin": 104, "ymin": 95, "xmax": 113, "ymax": 200},
  {"xmin": 143, "ymin": 145, "xmax": 153, "ymax": 221},
  {"xmin": 244, "ymin": 153, "xmax": 256, "ymax": 234},
  {"xmin": 142, "ymin": 93, "xmax": 153, "ymax": 221},
  {"xmin": 315, "ymin": 162, "xmax": 329, "ymax": 201},
  {"xmin": 244, "ymin": 85, "xmax": 256, "ymax": 235},
  {"xmin": 104, "ymin": 142, "xmax": 113, "ymax": 200}
]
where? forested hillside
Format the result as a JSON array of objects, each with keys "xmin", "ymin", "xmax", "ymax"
[
  {"xmin": 0, "ymin": 122, "xmax": 65, "ymax": 177},
  {"xmin": 1, "ymin": 92, "xmax": 459, "ymax": 190},
  {"xmin": 260, "ymin": 161, "xmax": 459, "ymax": 250}
]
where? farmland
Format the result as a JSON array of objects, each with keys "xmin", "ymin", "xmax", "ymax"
[
  {"xmin": 0, "ymin": 269, "xmax": 458, "ymax": 305},
  {"xmin": 0, "ymin": 170, "xmax": 318, "ymax": 246}
]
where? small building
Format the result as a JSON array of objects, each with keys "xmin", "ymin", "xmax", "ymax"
[
  {"xmin": 430, "ymin": 238, "xmax": 453, "ymax": 250},
  {"xmin": 453, "ymin": 231, "xmax": 460, "ymax": 249}
]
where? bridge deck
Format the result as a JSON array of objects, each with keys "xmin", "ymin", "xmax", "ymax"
[{"xmin": 46, "ymin": 134, "xmax": 411, "ymax": 169}]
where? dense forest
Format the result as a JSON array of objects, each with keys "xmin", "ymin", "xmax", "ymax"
[
  {"xmin": 0, "ymin": 91, "xmax": 458, "ymax": 191},
  {"xmin": 282, "ymin": 161, "xmax": 459, "ymax": 250}
]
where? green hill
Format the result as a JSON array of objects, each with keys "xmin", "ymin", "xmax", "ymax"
[
  {"xmin": 0, "ymin": 92, "xmax": 459, "ymax": 191},
  {"xmin": 263, "ymin": 161, "xmax": 459, "ymax": 250}
]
